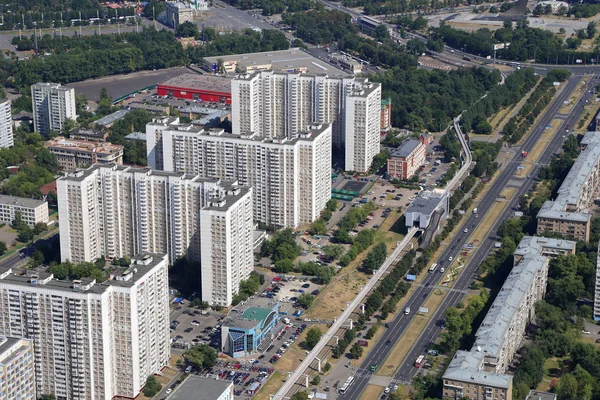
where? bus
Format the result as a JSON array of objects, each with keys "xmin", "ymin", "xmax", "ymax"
[
  {"xmin": 428, "ymin": 263, "xmax": 438, "ymax": 273},
  {"xmin": 415, "ymin": 355, "xmax": 425, "ymax": 368},
  {"xmin": 338, "ymin": 376, "xmax": 355, "ymax": 394}
]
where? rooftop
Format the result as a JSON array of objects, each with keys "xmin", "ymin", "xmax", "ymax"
[
  {"xmin": 94, "ymin": 109, "xmax": 130, "ymax": 126},
  {"xmin": 169, "ymin": 376, "xmax": 232, "ymax": 400},
  {"xmin": 537, "ymin": 131, "xmax": 600, "ymax": 222},
  {"xmin": 443, "ymin": 351, "xmax": 513, "ymax": 389},
  {"xmin": 443, "ymin": 236, "xmax": 575, "ymax": 388},
  {"xmin": 0, "ymin": 253, "xmax": 167, "ymax": 295},
  {"xmin": 0, "ymin": 194, "xmax": 46, "ymax": 209},
  {"xmin": 148, "ymin": 116, "xmax": 331, "ymax": 145},
  {"xmin": 204, "ymin": 48, "xmax": 347, "ymax": 75},
  {"xmin": 224, "ymin": 298, "xmax": 279, "ymax": 330},
  {"xmin": 45, "ymin": 136, "xmax": 124, "ymax": 155},
  {"xmin": 391, "ymin": 138, "xmax": 422, "ymax": 158},
  {"xmin": 404, "ymin": 193, "xmax": 447, "ymax": 217},
  {"xmin": 526, "ymin": 390, "xmax": 557, "ymax": 400},
  {"xmin": 69, "ymin": 128, "xmax": 108, "ymax": 141},
  {"xmin": 124, "ymin": 132, "xmax": 147, "ymax": 141},
  {"xmin": 159, "ymin": 73, "xmax": 232, "ymax": 94}
]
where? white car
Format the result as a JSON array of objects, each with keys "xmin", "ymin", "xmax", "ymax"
[
  {"xmin": 165, "ymin": 388, "xmax": 172, "ymax": 394},
  {"xmin": 464, "ymin": 228, "xmax": 468, "ymax": 233},
  {"xmin": 449, "ymin": 256, "xmax": 453, "ymax": 262},
  {"xmin": 583, "ymin": 330, "xmax": 591, "ymax": 335},
  {"xmin": 384, "ymin": 388, "xmax": 390, "ymax": 394}
]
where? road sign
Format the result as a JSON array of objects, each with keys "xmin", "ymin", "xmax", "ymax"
[{"xmin": 493, "ymin": 43, "xmax": 505, "ymax": 50}]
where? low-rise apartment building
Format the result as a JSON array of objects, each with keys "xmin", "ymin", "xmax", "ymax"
[
  {"xmin": 387, "ymin": 138, "xmax": 427, "ymax": 180},
  {"xmin": 0, "ymin": 195, "xmax": 49, "ymax": 227},
  {"xmin": 0, "ymin": 253, "xmax": 170, "ymax": 400},
  {"xmin": 0, "ymin": 337, "xmax": 36, "ymax": 400},
  {"xmin": 443, "ymin": 236, "xmax": 576, "ymax": 400},
  {"xmin": 146, "ymin": 117, "xmax": 331, "ymax": 228},
  {"xmin": 44, "ymin": 136, "xmax": 124, "ymax": 170},
  {"xmin": 57, "ymin": 164, "xmax": 253, "ymax": 306},
  {"xmin": 537, "ymin": 131, "xmax": 600, "ymax": 241}
]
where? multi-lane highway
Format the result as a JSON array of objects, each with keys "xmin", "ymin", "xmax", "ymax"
[{"xmin": 341, "ymin": 74, "xmax": 596, "ymax": 398}]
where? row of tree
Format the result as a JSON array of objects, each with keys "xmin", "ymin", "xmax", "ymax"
[
  {"xmin": 433, "ymin": 21, "xmax": 600, "ymax": 64},
  {"xmin": 503, "ymin": 69, "xmax": 571, "ymax": 143}
]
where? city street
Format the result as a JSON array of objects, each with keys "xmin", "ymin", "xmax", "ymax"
[{"xmin": 340, "ymin": 74, "xmax": 595, "ymax": 399}]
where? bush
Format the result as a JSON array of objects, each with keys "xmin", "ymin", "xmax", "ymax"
[{"xmin": 143, "ymin": 375, "xmax": 162, "ymax": 397}]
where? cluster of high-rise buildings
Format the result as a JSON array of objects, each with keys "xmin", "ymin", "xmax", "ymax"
[{"xmin": 1, "ymin": 57, "xmax": 384, "ymax": 399}]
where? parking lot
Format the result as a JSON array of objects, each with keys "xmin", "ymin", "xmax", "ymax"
[
  {"xmin": 125, "ymin": 88, "xmax": 231, "ymax": 114},
  {"xmin": 170, "ymin": 305, "xmax": 225, "ymax": 351}
]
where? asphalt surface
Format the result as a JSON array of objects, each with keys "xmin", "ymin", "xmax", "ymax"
[{"xmin": 341, "ymin": 74, "xmax": 596, "ymax": 399}]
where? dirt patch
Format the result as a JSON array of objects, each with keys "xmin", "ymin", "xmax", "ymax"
[
  {"xmin": 306, "ymin": 212, "xmax": 403, "ymax": 320},
  {"xmin": 359, "ymin": 384, "xmax": 384, "ymax": 400},
  {"xmin": 276, "ymin": 324, "xmax": 328, "ymax": 372},
  {"xmin": 253, "ymin": 371, "xmax": 287, "ymax": 400}
]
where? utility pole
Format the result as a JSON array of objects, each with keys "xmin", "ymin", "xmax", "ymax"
[{"xmin": 79, "ymin": 11, "xmax": 82, "ymax": 36}]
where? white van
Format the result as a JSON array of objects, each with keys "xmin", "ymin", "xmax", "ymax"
[{"xmin": 404, "ymin": 307, "xmax": 411, "ymax": 315}]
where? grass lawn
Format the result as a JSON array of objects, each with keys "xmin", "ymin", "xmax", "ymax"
[
  {"xmin": 359, "ymin": 384, "xmax": 384, "ymax": 400},
  {"xmin": 253, "ymin": 371, "xmax": 287, "ymax": 400},
  {"xmin": 537, "ymin": 357, "xmax": 561, "ymax": 392},
  {"xmin": 306, "ymin": 212, "xmax": 403, "ymax": 321},
  {"xmin": 276, "ymin": 324, "xmax": 329, "ymax": 372}
]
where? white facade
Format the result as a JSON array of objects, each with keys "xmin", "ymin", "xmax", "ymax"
[
  {"xmin": 57, "ymin": 164, "xmax": 253, "ymax": 306},
  {"xmin": 0, "ymin": 195, "xmax": 49, "ymax": 227},
  {"xmin": 147, "ymin": 118, "xmax": 332, "ymax": 228},
  {"xmin": 594, "ymin": 239, "xmax": 600, "ymax": 321},
  {"xmin": 231, "ymin": 70, "xmax": 381, "ymax": 172},
  {"xmin": 0, "ymin": 253, "xmax": 170, "ymax": 400},
  {"xmin": 0, "ymin": 337, "xmax": 36, "ymax": 400},
  {"xmin": 0, "ymin": 99, "xmax": 13, "ymax": 148},
  {"xmin": 344, "ymin": 82, "xmax": 381, "ymax": 173},
  {"xmin": 31, "ymin": 82, "xmax": 76, "ymax": 135}
]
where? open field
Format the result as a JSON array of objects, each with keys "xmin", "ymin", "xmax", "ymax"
[
  {"xmin": 254, "ymin": 371, "xmax": 287, "ymax": 400},
  {"xmin": 359, "ymin": 384, "xmax": 383, "ymax": 400},
  {"xmin": 306, "ymin": 212, "xmax": 403, "ymax": 320},
  {"xmin": 276, "ymin": 324, "xmax": 329, "ymax": 372}
]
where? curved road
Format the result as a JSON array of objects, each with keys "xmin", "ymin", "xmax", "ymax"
[{"xmin": 341, "ymin": 74, "xmax": 596, "ymax": 398}]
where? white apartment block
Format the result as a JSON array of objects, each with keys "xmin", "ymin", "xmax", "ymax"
[
  {"xmin": 0, "ymin": 98, "xmax": 13, "ymax": 149},
  {"xmin": 147, "ymin": 117, "xmax": 331, "ymax": 228},
  {"xmin": 231, "ymin": 70, "xmax": 381, "ymax": 172},
  {"xmin": 0, "ymin": 195, "xmax": 49, "ymax": 227},
  {"xmin": 345, "ymin": 82, "xmax": 381, "ymax": 173},
  {"xmin": 57, "ymin": 164, "xmax": 253, "ymax": 306},
  {"xmin": 0, "ymin": 337, "xmax": 36, "ymax": 400},
  {"xmin": 443, "ymin": 236, "xmax": 576, "ymax": 400},
  {"xmin": 31, "ymin": 82, "xmax": 76, "ymax": 136},
  {"xmin": 0, "ymin": 253, "xmax": 170, "ymax": 400}
]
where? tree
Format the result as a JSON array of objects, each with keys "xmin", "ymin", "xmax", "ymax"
[
  {"xmin": 17, "ymin": 227, "xmax": 34, "ymax": 243},
  {"xmin": 350, "ymin": 342, "xmax": 363, "ymax": 359},
  {"xmin": 40, "ymin": 396, "xmax": 56, "ymax": 400},
  {"xmin": 176, "ymin": 21, "xmax": 199, "ymax": 38},
  {"xmin": 60, "ymin": 117, "xmax": 75, "ymax": 137},
  {"xmin": 0, "ymin": 241, "xmax": 6, "ymax": 256},
  {"xmin": 305, "ymin": 327, "xmax": 323, "ymax": 349},
  {"xmin": 311, "ymin": 375, "xmax": 320, "ymax": 385},
  {"xmin": 322, "ymin": 244, "xmax": 344, "ymax": 261},
  {"xmin": 185, "ymin": 344, "xmax": 218, "ymax": 370},
  {"xmin": 308, "ymin": 219, "xmax": 327, "ymax": 235},
  {"xmin": 290, "ymin": 392, "xmax": 308, "ymax": 400},
  {"xmin": 273, "ymin": 259, "xmax": 294, "ymax": 273},
  {"xmin": 143, "ymin": 375, "xmax": 162, "ymax": 397},
  {"xmin": 375, "ymin": 24, "xmax": 389, "ymax": 42},
  {"xmin": 326, "ymin": 199, "xmax": 338, "ymax": 212},
  {"xmin": 587, "ymin": 21, "xmax": 597, "ymax": 39},
  {"xmin": 35, "ymin": 148, "xmax": 59, "ymax": 174},
  {"xmin": 297, "ymin": 293, "xmax": 315, "ymax": 309}
]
